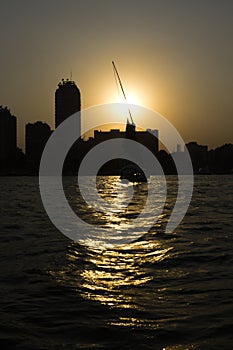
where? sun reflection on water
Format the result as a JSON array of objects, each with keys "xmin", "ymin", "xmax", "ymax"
[
  {"xmin": 52, "ymin": 176, "xmax": 175, "ymax": 321},
  {"xmin": 62, "ymin": 175, "xmax": 168, "ymax": 245},
  {"xmin": 52, "ymin": 239, "xmax": 173, "ymax": 309}
]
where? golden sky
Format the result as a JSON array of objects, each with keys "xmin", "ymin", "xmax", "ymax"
[{"xmin": 0, "ymin": 0, "xmax": 233, "ymax": 150}]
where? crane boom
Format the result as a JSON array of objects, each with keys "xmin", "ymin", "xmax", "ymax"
[{"xmin": 112, "ymin": 61, "xmax": 134, "ymax": 125}]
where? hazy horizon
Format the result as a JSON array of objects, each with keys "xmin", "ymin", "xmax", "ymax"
[{"xmin": 1, "ymin": 0, "xmax": 233, "ymax": 150}]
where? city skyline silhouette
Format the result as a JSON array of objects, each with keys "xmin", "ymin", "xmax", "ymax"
[
  {"xmin": 0, "ymin": 77, "xmax": 232, "ymax": 175},
  {"xmin": 0, "ymin": 3, "xmax": 233, "ymax": 349},
  {"xmin": 1, "ymin": 1, "xmax": 233, "ymax": 150}
]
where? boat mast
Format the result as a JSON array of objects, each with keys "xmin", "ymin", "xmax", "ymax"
[{"xmin": 112, "ymin": 61, "xmax": 135, "ymax": 126}]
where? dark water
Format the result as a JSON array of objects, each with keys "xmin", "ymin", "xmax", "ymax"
[{"xmin": 0, "ymin": 176, "xmax": 232, "ymax": 349}]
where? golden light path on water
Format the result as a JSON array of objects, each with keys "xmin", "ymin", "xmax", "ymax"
[
  {"xmin": 71, "ymin": 241, "xmax": 172, "ymax": 308},
  {"xmin": 51, "ymin": 176, "xmax": 179, "ymax": 320},
  {"xmin": 49, "ymin": 171, "xmax": 201, "ymax": 350},
  {"xmin": 53, "ymin": 239, "xmax": 173, "ymax": 310}
]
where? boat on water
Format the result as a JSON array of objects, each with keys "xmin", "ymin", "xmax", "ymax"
[{"xmin": 120, "ymin": 164, "xmax": 147, "ymax": 183}]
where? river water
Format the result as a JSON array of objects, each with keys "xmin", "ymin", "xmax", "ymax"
[{"xmin": 0, "ymin": 175, "xmax": 232, "ymax": 349}]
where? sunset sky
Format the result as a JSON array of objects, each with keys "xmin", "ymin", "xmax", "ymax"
[{"xmin": 1, "ymin": 0, "xmax": 233, "ymax": 150}]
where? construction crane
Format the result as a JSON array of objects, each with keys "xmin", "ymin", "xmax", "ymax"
[{"xmin": 112, "ymin": 61, "xmax": 135, "ymax": 127}]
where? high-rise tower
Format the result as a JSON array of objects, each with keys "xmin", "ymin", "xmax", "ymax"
[
  {"xmin": 25, "ymin": 121, "xmax": 52, "ymax": 172},
  {"xmin": 55, "ymin": 78, "xmax": 81, "ymax": 129},
  {"xmin": 0, "ymin": 106, "xmax": 17, "ymax": 172}
]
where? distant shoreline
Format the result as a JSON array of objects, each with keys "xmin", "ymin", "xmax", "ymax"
[{"xmin": 1, "ymin": 172, "xmax": 233, "ymax": 177}]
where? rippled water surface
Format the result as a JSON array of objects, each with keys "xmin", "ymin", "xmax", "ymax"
[{"xmin": 0, "ymin": 176, "xmax": 232, "ymax": 349}]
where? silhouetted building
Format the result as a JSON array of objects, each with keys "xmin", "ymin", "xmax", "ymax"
[
  {"xmin": 63, "ymin": 122, "xmax": 159, "ymax": 175},
  {"xmin": 55, "ymin": 78, "xmax": 81, "ymax": 128},
  {"xmin": 15, "ymin": 147, "xmax": 26, "ymax": 173},
  {"xmin": 0, "ymin": 106, "xmax": 17, "ymax": 173},
  {"xmin": 209, "ymin": 143, "xmax": 233, "ymax": 173},
  {"xmin": 92, "ymin": 127, "xmax": 158, "ymax": 155},
  {"xmin": 125, "ymin": 119, "xmax": 136, "ymax": 139},
  {"xmin": 25, "ymin": 121, "xmax": 52, "ymax": 172},
  {"xmin": 185, "ymin": 141, "xmax": 208, "ymax": 172},
  {"xmin": 70, "ymin": 126, "xmax": 159, "ymax": 175},
  {"xmin": 157, "ymin": 150, "xmax": 176, "ymax": 175},
  {"xmin": 145, "ymin": 129, "xmax": 159, "ymax": 154}
]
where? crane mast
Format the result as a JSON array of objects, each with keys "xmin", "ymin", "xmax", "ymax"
[{"xmin": 112, "ymin": 61, "xmax": 135, "ymax": 126}]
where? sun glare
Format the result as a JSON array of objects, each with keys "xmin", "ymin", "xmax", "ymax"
[
  {"xmin": 124, "ymin": 93, "xmax": 142, "ymax": 106},
  {"xmin": 111, "ymin": 90, "xmax": 142, "ymax": 106}
]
